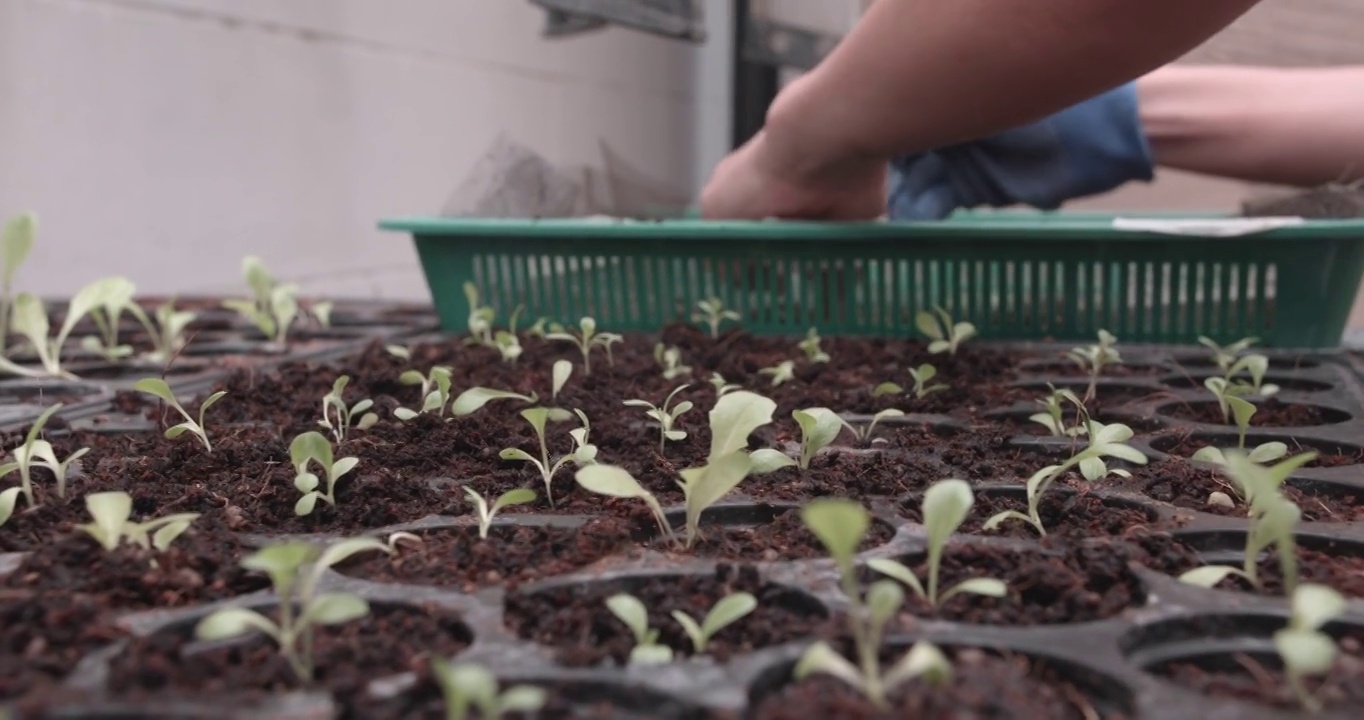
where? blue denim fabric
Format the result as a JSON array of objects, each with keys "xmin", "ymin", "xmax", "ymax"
[{"xmin": 887, "ymin": 82, "xmax": 1154, "ymax": 220}]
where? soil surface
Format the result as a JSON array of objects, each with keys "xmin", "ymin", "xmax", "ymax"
[
  {"xmin": 752, "ymin": 645, "xmax": 1132, "ymax": 719},
  {"xmin": 1154, "ymin": 434, "xmax": 1364, "ymax": 469},
  {"xmin": 1159, "ymin": 399, "xmax": 1348, "ymax": 428},
  {"xmin": 502, "ymin": 565, "xmax": 828, "ymax": 667},
  {"xmin": 899, "ymin": 487, "xmax": 1172, "ymax": 541},
  {"xmin": 1147, "ymin": 543, "xmax": 1364, "ymax": 599}
]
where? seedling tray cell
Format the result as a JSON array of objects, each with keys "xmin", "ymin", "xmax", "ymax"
[
  {"xmin": 381, "ymin": 213, "xmax": 1364, "ymax": 348},
  {"xmin": 8, "ymin": 317, "xmax": 1364, "ymax": 717}
]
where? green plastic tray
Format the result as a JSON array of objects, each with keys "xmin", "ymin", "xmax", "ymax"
[{"xmin": 379, "ymin": 212, "xmax": 1364, "ymax": 348}]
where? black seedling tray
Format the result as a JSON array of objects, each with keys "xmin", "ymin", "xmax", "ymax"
[{"xmin": 6, "ymin": 336, "xmax": 1364, "ymax": 719}]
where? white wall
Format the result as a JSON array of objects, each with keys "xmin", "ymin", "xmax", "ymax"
[{"xmin": 0, "ymin": 0, "xmax": 716, "ymax": 300}]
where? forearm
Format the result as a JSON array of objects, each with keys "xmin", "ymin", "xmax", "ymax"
[
  {"xmin": 1139, "ymin": 65, "xmax": 1364, "ymax": 187},
  {"xmin": 761, "ymin": 0, "xmax": 1260, "ymax": 182}
]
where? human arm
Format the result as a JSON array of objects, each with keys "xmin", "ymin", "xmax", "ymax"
[
  {"xmin": 1138, "ymin": 65, "xmax": 1364, "ymax": 187},
  {"xmin": 702, "ymin": 0, "xmax": 1262, "ymax": 220}
]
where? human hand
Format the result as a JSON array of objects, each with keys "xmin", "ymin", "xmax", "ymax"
[
  {"xmin": 888, "ymin": 82, "xmax": 1154, "ymax": 220},
  {"xmin": 700, "ymin": 131, "xmax": 887, "ymax": 221}
]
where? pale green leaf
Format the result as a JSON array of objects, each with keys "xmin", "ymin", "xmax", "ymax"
[
  {"xmin": 628, "ymin": 644, "xmax": 674, "ymax": 666},
  {"xmin": 1178, "ymin": 565, "xmax": 1240, "ymax": 588},
  {"xmin": 922, "ymin": 479, "xmax": 972, "ymax": 551},
  {"xmin": 164, "ymin": 424, "xmax": 191, "ymax": 440},
  {"xmin": 915, "ymin": 310, "xmax": 943, "ymax": 341},
  {"xmin": 289, "ymin": 431, "xmax": 333, "ymax": 471},
  {"xmin": 497, "ymin": 685, "xmax": 548, "ymax": 714},
  {"xmin": 552, "ymin": 360, "xmax": 572, "ymax": 399},
  {"xmin": 794, "ymin": 641, "xmax": 863, "ymax": 688},
  {"xmin": 499, "ymin": 448, "xmax": 538, "ymax": 464},
  {"xmin": 872, "ymin": 382, "xmax": 903, "ymax": 398},
  {"xmin": 940, "ymin": 577, "xmax": 1008, "ymax": 603},
  {"xmin": 242, "ymin": 542, "xmax": 317, "ymax": 582},
  {"xmin": 9, "ymin": 293, "xmax": 48, "ymax": 347},
  {"xmin": 1191, "ymin": 446, "xmax": 1227, "ymax": 464},
  {"xmin": 701, "ymin": 592, "xmax": 757, "ymax": 638},
  {"xmin": 671, "ymin": 611, "xmax": 705, "ymax": 652},
  {"xmin": 1248, "ymin": 442, "xmax": 1288, "ymax": 464},
  {"xmin": 133, "ymin": 377, "xmax": 176, "ymax": 404},
  {"xmin": 356, "ymin": 413, "xmax": 378, "ymax": 430},
  {"xmin": 747, "ymin": 448, "xmax": 797, "ymax": 475},
  {"xmin": 793, "ymin": 408, "xmax": 846, "ymax": 463},
  {"xmin": 2, "ymin": 213, "xmax": 36, "ymax": 286},
  {"xmin": 151, "ymin": 517, "xmax": 197, "ymax": 551},
  {"xmin": 982, "ymin": 509, "xmax": 1033, "ymax": 532},
  {"xmin": 866, "ymin": 557, "xmax": 924, "ymax": 598},
  {"xmin": 294, "ymin": 492, "xmax": 319, "ymax": 516},
  {"xmin": 682, "ymin": 450, "xmax": 753, "ymax": 531},
  {"xmin": 451, "ymin": 387, "xmax": 535, "ymax": 417},
  {"xmin": 1292, "ymin": 583, "xmax": 1346, "ymax": 632},
  {"xmin": 605, "ymin": 593, "xmax": 651, "ymax": 643},
  {"xmin": 195, "ymin": 608, "xmax": 279, "ymax": 641},
  {"xmin": 1079, "ymin": 456, "xmax": 1105, "ymax": 481},
  {"xmin": 83, "ymin": 491, "xmax": 132, "ymax": 550},
  {"xmin": 0, "ymin": 486, "xmax": 21, "ymax": 527},
  {"xmin": 707, "ymin": 390, "xmax": 776, "ymax": 461},
  {"xmin": 519, "ymin": 407, "xmax": 550, "ymax": 437},
  {"xmin": 331, "ymin": 456, "xmax": 359, "ymax": 480},
  {"xmin": 398, "ymin": 370, "xmax": 425, "ymax": 385},
  {"xmin": 866, "ymin": 580, "xmax": 904, "ymax": 631},
  {"xmin": 491, "ymin": 488, "xmax": 537, "ymax": 514},
  {"xmin": 574, "ymin": 465, "xmax": 649, "ymax": 499},
  {"xmin": 314, "ymin": 537, "xmax": 391, "ymax": 573},
  {"xmin": 927, "ymin": 340, "xmax": 950, "ymax": 354},
  {"xmin": 1273, "ymin": 629, "xmax": 1338, "ymax": 677},
  {"xmin": 393, "ymin": 408, "xmax": 418, "ymax": 421},
  {"xmin": 200, "ymin": 390, "xmax": 228, "ymax": 414},
  {"xmin": 884, "ymin": 642, "xmax": 952, "ymax": 691},
  {"xmin": 303, "ymin": 592, "xmax": 370, "ymax": 626},
  {"xmin": 294, "ymin": 471, "xmax": 320, "ymax": 493},
  {"xmin": 800, "ymin": 498, "xmax": 869, "ymax": 568}
]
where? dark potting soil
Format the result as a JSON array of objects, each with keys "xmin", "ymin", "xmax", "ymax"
[
  {"xmin": 1017, "ymin": 360, "xmax": 1170, "ymax": 378},
  {"xmin": 1148, "ymin": 544, "xmax": 1364, "ymax": 599},
  {"xmin": 751, "ymin": 645, "xmax": 1130, "ymax": 720},
  {"xmin": 1155, "ymin": 632, "xmax": 1364, "ymax": 712},
  {"xmin": 1131, "ymin": 457, "xmax": 1364, "ymax": 523},
  {"xmin": 648, "ymin": 507, "xmax": 896, "ymax": 562},
  {"xmin": 1160, "ymin": 399, "xmax": 1347, "ymax": 428},
  {"xmin": 104, "ymin": 603, "xmax": 472, "ymax": 711},
  {"xmin": 336, "ymin": 518, "xmax": 638, "ymax": 591},
  {"xmin": 899, "ymin": 488, "xmax": 1172, "ymax": 541},
  {"xmin": 0, "ymin": 592, "xmax": 125, "ymax": 706},
  {"xmin": 2, "ymin": 519, "xmax": 267, "ymax": 610},
  {"xmin": 502, "ymin": 565, "xmax": 827, "ymax": 667},
  {"xmin": 884, "ymin": 543, "xmax": 1150, "ymax": 626},
  {"xmin": 354, "ymin": 675, "xmax": 703, "ymax": 720}
]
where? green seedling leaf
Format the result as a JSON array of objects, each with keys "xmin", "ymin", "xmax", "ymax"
[
  {"xmin": 793, "ymin": 407, "xmax": 846, "ymax": 469},
  {"xmin": 801, "ymin": 498, "xmax": 869, "ymax": 570},
  {"xmin": 1292, "ymin": 583, "xmax": 1346, "ymax": 631},
  {"xmin": 2, "ymin": 213, "xmax": 35, "ymax": 286},
  {"xmin": 491, "ymin": 488, "xmax": 536, "ymax": 514},
  {"xmin": 915, "ymin": 310, "xmax": 943, "ymax": 341},
  {"xmin": 866, "ymin": 557, "xmax": 925, "ymax": 598},
  {"xmin": 450, "ymin": 387, "xmax": 536, "ymax": 417},
  {"xmin": 866, "ymin": 579, "xmax": 905, "ymax": 637},
  {"xmin": 575, "ymin": 465, "xmax": 673, "ymax": 543},
  {"xmin": 748, "ymin": 448, "xmax": 797, "ymax": 474},
  {"xmin": 605, "ymin": 593, "xmax": 652, "ymax": 645},
  {"xmin": 794, "ymin": 641, "xmax": 863, "ymax": 689},
  {"xmin": 707, "ymin": 390, "xmax": 776, "ymax": 461},
  {"xmin": 303, "ymin": 592, "xmax": 370, "ymax": 626},
  {"xmin": 242, "ymin": 542, "xmax": 317, "ymax": 590},
  {"xmin": 872, "ymin": 382, "xmax": 903, "ymax": 398},
  {"xmin": 293, "ymin": 490, "xmax": 318, "ymax": 517},
  {"xmin": 680, "ymin": 450, "xmax": 753, "ymax": 547},
  {"xmin": 1178, "ymin": 565, "xmax": 1244, "ymax": 588},
  {"xmin": 133, "ymin": 378, "xmax": 176, "ymax": 403},
  {"xmin": 696, "ymin": 592, "xmax": 756, "ymax": 649},
  {"xmin": 499, "ymin": 685, "xmax": 549, "ymax": 714},
  {"xmin": 195, "ymin": 608, "xmax": 280, "ymax": 642},
  {"xmin": 939, "ymin": 577, "xmax": 1007, "ymax": 604},
  {"xmin": 883, "ymin": 642, "xmax": 953, "ymax": 691},
  {"xmin": 78, "ymin": 491, "xmax": 133, "ymax": 551},
  {"xmin": 629, "ymin": 645, "xmax": 675, "ymax": 666},
  {"xmin": 0, "ymin": 487, "xmax": 21, "ymax": 527},
  {"xmin": 1248, "ymin": 442, "xmax": 1289, "ymax": 464},
  {"xmin": 290, "ymin": 431, "xmax": 333, "ymax": 471},
  {"xmin": 1274, "ymin": 629, "xmax": 1337, "ymax": 676},
  {"xmin": 552, "ymin": 360, "xmax": 572, "ymax": 399},
  {"xmin": 313, "ymin": 537, "xmax": 392, "ymax": 575},
  {"xmin": 150, "ymin": 516, "xmax": 197, "ymax": 551}
]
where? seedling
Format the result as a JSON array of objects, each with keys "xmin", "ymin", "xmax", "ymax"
[
  {"xmin": 1194, "ymin": 450, "xmax": 1316, "ymax": 510},
  {"xmin": 625, "ymin": 385, "xmax": 694, "ymax": 453},
  {"xmin": 799, "ymin": 328, "xmax": 830, "ymax": 363},
  {"xmin": 0, "ymin": 287, "xmax": 102, "ymax": 379},
  {"xmin": 672, "ymin": 592, "xmax": 758, "ymax": 654},
  {"xmin": 79, "ymin": 277, "xmax": 138, "ymax": 361},
  {"xmin": 491, "ymin": 305, "xmax": 525, "ymax": 363},
  {"xmin": 309, "ymin": 301, "xmax": 333, "ymax": 328},
  {"xmin": 708, "ymin": 372, "xmax": 741, "ymax": 396},
  {"xmin": 76, "ymin": 490, "xmax": 199, "ymax": 555},
  {"xmin": 1273, "ymin": 583, "xmax": 1345, "ymax": 713},
  {"xmin": 1198, "ymin": 335, "xmax": 1260, "ymax": 374},
  {"xmin": 692, "ymin": 296, "xmax": 740, "ymax": 339},
  {"xmin": 654, "ymin": 343, "xmax": 692, "ymax": 380},
  {"xmin": 464, "ymin": 487, "xmax": 537, "ymax": 539},
  {"xmin": 500, "ymin": 408, "xmax": 595, "ymax": 507},
  {"xmin": 795, "ymin": 499, "xmax": 953, "ymax": 709},
  {"xmin": 567, "ymin": 408, "xmax": 598, "ymax": 466},
  {"xmin": 526, "ymin": 317, "xmax": 549, "ymax": 338},
  {"xmin": 384, "ymin": 345, "xmax": 411, "ymax": 362},
  {"xmin": 432, "ymin": 659, "xmax": 547, "ymax": 720},
  {"xmin": 221, "ymin": 256, "xmax": 299, "ymax": 345},
  {"xmin": 1029, "ymin": 384, "xmax": 1088, "ymax": 438},
  {"xmin": 134, "ymin": 378, "xmax": 227, "ymax": 453},
  {"xmin": 916, "ymin": 306, "xmax": 976, "ymax": 356},
  {"xmin": 758, "ymin": 360, "xmax": 795, "ymax": 387},
  {"xmin": 546, "ymin": 317, "xmax": 622, "ymax": 375},
  {"xmin": 1190, "ymin": 398, "xmax": 1292, "ymax": 471},
  {"xmin": 1179, "ymin": 492, "xmax": 1301, "ymax": 594},
  {"xmin": 395, "ymin": 366, "xmax": 453, "ymax": 420},
  {"xmin": 318, "ymin": 375, "xmax": 377, "ymax": 444},
  {"xmin": 576, "ymin": 390, "xmax": 776, "ymax": 548},
  {"xmin": 867, "ymin": 480, "xmax": 1006, "ymax": 607},
  {"xmin": 793, "ymin": 408, "xmax": 845, "ymax": 469},
  {"xmin": 462, "ymin": 282, "xmax": 496, "ymax": 347},
  {"xmin": 606, "ymin": 593, "xmax": 674, "ymax": 665},
  {"xmin": 290, "ymin": 431, "xmax": 360, "ymax": 516},
  {"xmin": 874, "ymin": 363, "xmax": 948, "ymax": 400},
  {"xmin": 0, "ymin": 213, "xmax": 36, "ymax": 357},
  {"xmin": 843, "ymin": 409, "xmax": 906, "ymax": 445},
  {"xmin": 127, "ymin": 298, "xmax": 197, "ymax": 365},
  {"xmin": 0, "ymin": 404, "xmax": 89, "ymax": 520},
  {"xmin": 983, "ymin": 420, "xmax": 1147, "ymax": 536},
  {"xmin": 1227, "ymin": 353, "xmax": 1280, "ymax": 397},
  {"xmin": 195, "ymin": 538, "xmax": 392, "ymax": 682},
  {"xmin": 1068, "ymin": 330, "xmax": 1121, "ymax": 402}
]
